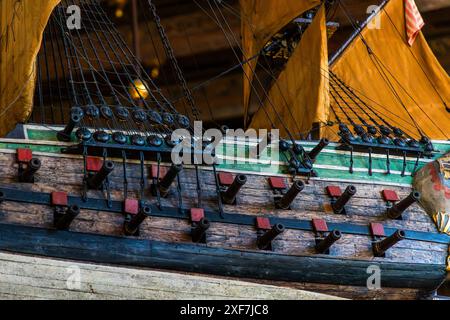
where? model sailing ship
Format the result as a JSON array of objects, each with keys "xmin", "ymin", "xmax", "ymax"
[{"xmin": 0, "ymin": 0, "xmax": 449, "ymax": 299}]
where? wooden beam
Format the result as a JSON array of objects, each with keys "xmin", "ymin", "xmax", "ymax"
[
  {"xmin": 0, "ymin": 252, "xmax": 339, "ymax": 300},
  {"xmin": 0, "ymin": 223, "xmax": 445, "ymax": 290},
  {"xmin": 417, "ymin": 0, "xmax": 450, "ymax": 12}
]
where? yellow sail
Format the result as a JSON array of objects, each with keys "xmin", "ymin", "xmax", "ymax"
[
  {"xmin": 240, "ymin": 0, "xmax": 321, "ymax": 126},
  {"xmin": 329, "ymin": 0, "xmax": 450, "ymax": 141},
  {"xmin": 249, "ymin": 4, "xmax": 329, "ymax": 138},
  {"xmin": 0, "ymin": 0, "xmax": 60, "ymax": 137}
]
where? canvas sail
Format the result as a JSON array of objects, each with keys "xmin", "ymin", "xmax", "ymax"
[
  {"xmin": 329, "ymin": 0, "xmax": 450, "ymax": 141},
  {"xmin": 240, "ymin": 0, "xmax": 321, "ymax": 126},
  {"xmin": 0, "ymin": 0, "xmax": 60, "ymax": 137},
  {"xmin": 249, "ymin": 4, "xmax": 330, "ymax": 138}
]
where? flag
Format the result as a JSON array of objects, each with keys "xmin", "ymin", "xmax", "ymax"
[{"xmin": 405, "ymin": 0, "xmax": 425, "ymax": 46}]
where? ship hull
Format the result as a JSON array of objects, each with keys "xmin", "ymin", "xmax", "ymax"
[{"xmin": 0, "ymin": 125, "xmax": 448, "ymax": 300}]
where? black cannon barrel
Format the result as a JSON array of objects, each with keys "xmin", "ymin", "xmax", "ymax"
[
  {"xmin": 277, "ymin": 180, "xmax": 305, "ymax": 209},
  {"xmin": 57, "ymin": 112, "xmax": 82, "ymax": 142},
  {"xmin": 308, "ymin": 138, "xmax": 330, "ymax": 162},
  {"xmin": 124, "ymin": 205, "xmax": 152, "ymax": 236},
  {"xmin": 20, "ymin": 158, "xmax": 41, "ymax": 183},
  {"xmin": 257, "ymin": 223, "xmax": 285, "ymax": 250},
  {"xmin": 386, "ymin": 191, "xmax": 421, "ymax": 219},
  {"xmin": 222, "ymin": 174, "xmax": 247, "ymax": 204},
  {"xmin": 159, "ymin": 164, "xmax": 183, "ymax": 197},
  {"xmin": 87, "ymin": 160, "xmax": 115, "ymax": 189},
  {"xmin": 373, "ymin": 229, "xmax": 405, "ymax": 257},
  {"xmin": 55, "ymin": 205, "xmax": 80, "ymax": 230},
  {"xmin": 315, "ymin": 230, "xmax": 342, "ymax": 254},
  {"xmin": 332, "ymin": 185, "xmax": 357, "ymax": 214},
  {"xmin": 192, "ymin": 218, "xmax": 211, "ymax": 243}
]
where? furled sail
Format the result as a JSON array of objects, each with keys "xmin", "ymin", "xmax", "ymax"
[
  {"xmin": 329, "ymin": 0, "xmax": 450, "ymax": 141},
  {"xmin": 249, "ymin": 4, "xmax": 330, "ymax": 138},
  {"xmin": 240, "ymin": 0, "xmax": 321, "ymax": 126},
  {"xmin": 0, "ymin": 0, "xmax": 60, "ymax": 137}
]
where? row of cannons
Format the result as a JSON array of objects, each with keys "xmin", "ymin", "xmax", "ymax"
[
  {"xmin": 15, "ymin": 148, "xmax": 421, "ymax": 221},
  {"xmin": 13, "ymin": 148, "xmax": 421, "ymax": 258},
  {"xmin": 41, "ymin": 194, "xmax": 409, "ymax": 258}
]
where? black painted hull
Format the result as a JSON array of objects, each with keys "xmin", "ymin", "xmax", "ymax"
[{"xmin": 0, "ymin": 223, "xmax": 445, "ymax": 291}]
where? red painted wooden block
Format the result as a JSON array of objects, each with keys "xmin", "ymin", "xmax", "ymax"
[
  {"xmin": 370, "ymin": 222, "xmax": 385, "ymax": 237},
  {"xmin": 326, "ymin": 186, "xmax": 342, "ymax": 198},
  {"xmin": 382, "ymin": 190, "xmax": 400, "ymax": 202},
  {"xmin": 17, "ymin": 148, "xmax": 32, "ymax": 163},
  {"xmin": 150, "ymin": 165, "xmax": 168, "ymax": 179},
  {"xmin": 218, "ymin": 172, "xmax": 234, "ymax": 186},
  {"xmin": 190, "ymin": 208, "xmax": 205, "ymax": 222},
  {"xmin": 124, "ymin": 198, "xmax": 139, "ymax": 215},
  {"xmin": 256, "ymin": 217, "xmax": 271, "ymax": 230},
  {"xmin": 312, "ymin": 219, "xmax": 329, "ymax": 233},
  {"xmin": 86, "ymin": 157, "xmax": 103, "ymax": 172},
  {"xmin": 51, "ymin": 192, "xmax": 68, "ymax": 207},
  {"xmin": 268, "ymin": 177, "xmax": 287, "ymax": 190}
]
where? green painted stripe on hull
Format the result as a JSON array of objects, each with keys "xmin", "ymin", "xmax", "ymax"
[{"xmin": 3, "ymin": 127, "xmax": 449, "ymax": 185}]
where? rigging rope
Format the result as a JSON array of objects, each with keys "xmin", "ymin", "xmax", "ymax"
[{"xmin": 147, "ymin": 0, "xmax": 201, "ymax": 122}]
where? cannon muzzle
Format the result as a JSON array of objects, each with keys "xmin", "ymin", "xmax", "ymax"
[
  {"xmin": 373, "ymin": 229, "xmax": 405, "ymax": 257},
  {"xmin": 386, "ymin": 191, "xmax": 420, "ymax": 219},
  {"xmin": 55, "ymin": 204, "xmax": 80, "ymax": 230},
  {"xmin": 87, "ymin": 160, "xmax": 115, "ymax": 189},
  {"xmin": 257, "ymin": 223, "xmax": 285, "ymax": 250},
  {"xmin": 159, "ymin": 164, "xmax": 183, "ymax": 197},
  {"xmin": 124, "ymin": 205, "xmax": 152, "ymax": 236},
  {"xmin": 308, "ymin": 138, "xmax": 329, "ymax": 162},
  {"xmin": 276, "ymin": 180, "xmax": 305, "ymax": 209},
  {"xmin": 332, "ymin": 185, "xmax": 356, "ymax": 214},
  {"xmin": 222, "ymin": 174, "xmax": 247, "ymax": 204},
  {"xmin": 192, "ymin": 218, "xmax": 210, "ymax": 243},
  {"xmin": 315, "ymin": 230, "xmax": 341, "ymax": 254},
  {"xmin": 19, "ymin": 158, "xmax": 41, "ymax": 183},
  {"xmin": 57, "ymin": 111, "xmax": 83, "ymax": 142}
]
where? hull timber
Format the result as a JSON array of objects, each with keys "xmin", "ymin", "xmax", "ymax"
[
  {"xmin": 0, "ymin": 252, "xmax": 340, "ymax": 300},
  {"xmin": 0, "ymin": 125, "xmax": 449, "ymax": 300}
]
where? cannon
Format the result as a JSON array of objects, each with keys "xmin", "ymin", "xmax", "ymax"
[
  {"xmin": 386, "ymin": 191, "xmax": 421, "ymax": 219},
  {"xmin": 257, "ymin": 223, "xmax": 285, "ymax": 250},
  {"xmin": 192, "ymin": 218, "xmax": 210, "ymax": 243},
  {"xmin": 57, "ymin": 108, "xmax": 83, "ymax": 142},
  {"xmin": 87, "ymin": 160, "xmax": 115, "ymax": 189},
  {"xmin": 308, "ymin": 138, "xmax": 329, "ymax": 162},
  {"xmin": 276, "ymin": 180, "xmax": 305, "ymax": 209},
  {"xmin": 159, "ymin": 164, "xmax": 183, "ymax": 197},
  {"xmin": 19, "ymin": 158, "xmax": 41, "ymax": 183},
  {"xmin": 54, "ymin": 205, "xmax": 80, "ymax": 230},
  {"xmin": 221, "ymin": 174, "xmax": 247, "ymax": 204},
  {"xmin": 315, "ymin": 230, "xmax": 342, "ymax": 254},
  {"xmin": 373, "ymin": 229, "xmax": 405, "ymax": 257},
  {"xmin": 123, "ymin": 205, "xmax": 152, "ymax": 236},
  {"xmin": 331, "ymin": 185, "xmax": 357, "ymax": 214}
]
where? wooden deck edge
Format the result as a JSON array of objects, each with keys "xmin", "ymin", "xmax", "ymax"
[{"xmin": 0, "ymin": 252, "xmax": 342, "ymax": 300}]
